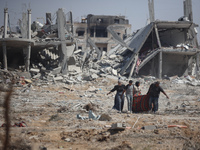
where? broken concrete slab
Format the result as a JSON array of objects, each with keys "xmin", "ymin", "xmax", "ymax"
[
  {"xmin": 91, "ymin": 73, "xmax": 99, "ymax": 79},
  {"xmin": 54, "ymin": 76, "xmax": 63, "ymax": 81},
  {"xmin": 17, "ymin": 72, "xmax": 31, "ymax": 79},
  {"xmin": 30, "ymin": 68, "xmax": 40, "ymax": 73},
  {"xmin": 111, "ymin": 123, "xmax": 126, "ymax": 130},
  {"xmin": 106, "ymin": 75, "xmax": 119, "ymax": 81},
  {"xmin": 89, "ymin": 69, "xmax": 99, "ymax": 74},
  {"xmin": 68, "ymin": 65, "xmax": 81, "ymax": 73},
  {"xmin": 112, "ymin": 69, "xmax": 118, "ymax": 76},
  {"xmin": 141, "ymin": 125, "xmax": 157, "ymax": 130},
  {"xmin": 51, "ymin": 66, "xmax": 61, "ymax": 75}
]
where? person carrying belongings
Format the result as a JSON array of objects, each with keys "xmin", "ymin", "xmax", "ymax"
[
  {"xmin": 107, "ymin": 79, "xmax": 125, "ymax": 113},
  {"xmin": 147, "ymin": 81, "xmax": 169, "ymax": 113},
  {"xmin": 122, "ymin": 80, "xmax": 134, "ymax": 114}
]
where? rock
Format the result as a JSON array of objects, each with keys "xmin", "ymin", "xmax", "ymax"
[
  {"xmin": 111, "ymin": 123, "xmax": 126, "ymax": 130},
  {"xmin": 106, "ymin": 75, "xmax": 118, "ymax": 81},
  {"xmin": 18, "ymin": 72, "xmax": 31, "ymax": 79},
  {"xmin": 73, "ymin": 49, "xmax": 82, "ymax": 54},
  {"xmin": 83, "ymin": 103, "xmax": 93, "ymax": 111},
  {"xmin": 99, "ymin": 114, "xmax": 112, "ymax": 121},
  {"xmin": 66, "ymin": 79, "xmax": 74, "ymax": 84},
  {"xmin": 68, "ymin": 65, "xmax": 81, "ymax": 73},
  {"xmin": 24, "ymin": 79, "xmax": 32, "ymax": 83},
  {"xmin": 89, "ymin": 69, "xmax": 99, "ymax": 74},
  {"xmin": 64, "ymin": 138, "xmax": 71, "ymax": 142},
  {"xmin": 32, "ymin": 73, "xmax": 41, "ymax": 79},
  {"xmin": 54, "ymin": 76, "xmax": 63, "ymax": 81},
  {"xmin": 51, "ymin": 67, "xmax": 61, "ymax": 75},
  {"xmin": 112, "ymin": 69, "xmax": 118, "ymax": 76},
  {"xmin": 91, "ymin": 73, "xmax": 99, "ymax": 79},
  {"xmin": 30, "ymin": 68, "xmax": 40, "ymax": 73},
  {"xmin": 109, "ymin": 54, "xmax": 117, "ymax": 59}
]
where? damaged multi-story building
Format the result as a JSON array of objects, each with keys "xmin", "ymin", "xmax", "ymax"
[
  {"xmin": 74, "ymin": 15, "xmax": 131, "ymax": 52},
  {"xmin": 0, "ymin": 0, "xmax": 199, "ymax": 80},
  {"xmin": 107, "ymin": 0, "xmax": 200, "ymax": 79}
]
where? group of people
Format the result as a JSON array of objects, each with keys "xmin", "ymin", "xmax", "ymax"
[{"xmin": 107, "ymin": 80, "xmax": 169, "ymax": 114}]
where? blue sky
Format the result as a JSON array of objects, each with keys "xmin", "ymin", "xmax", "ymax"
[{"xmin": 0, "ymin": 0, "xmax": 200, "ymax": 42}]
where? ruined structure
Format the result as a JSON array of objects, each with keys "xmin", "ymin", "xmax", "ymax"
[
  {"xmin": 0, "ymin": 8, "xmax": 75, "ymax": 75},
  {"xmin": 74, "ymin": 15, "xmax": 132, "ymax": 52},
  {"xmin": 0, "ymin": 0, "xmax": 199, "ymax": 80},
  {"xmin": 107, "ymin": 0, "xmax": 200, "ymax": 79}
]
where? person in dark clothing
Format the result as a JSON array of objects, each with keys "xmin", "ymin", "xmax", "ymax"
[
  {"xmin": 147, "ymin": 81, "xmax": 169, "ymax": 113},
  {"xmin": 107, "ymin": 80, "xmax": 125, "ymax": 113}
]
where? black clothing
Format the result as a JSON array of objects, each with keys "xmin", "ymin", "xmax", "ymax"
[
  {"xmin": 111, "ymin": 85, "xmax": 125, "ymax": 94},
  {"xmin": 148, "ymin": 83, "xmax": 164, "ymax": 97},
  {"xmin": 113, "ymin": 93, "xmax": 124, "ymax": 111},
  {"xmin": 110, "ymin": 84, "xmax": 125, "ymax": 111}
]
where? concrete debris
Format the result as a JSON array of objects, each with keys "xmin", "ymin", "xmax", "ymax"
[
  {"xmin": 54, "ymin": 76, "xmax": 63, "ymax": 81},
  {"xmin": 111, "ymin": 123, "xmax": 126, "ymax": 130},
  {"xmin": 77, "ymin": 110, "xmax": 100, "ymax": 120},
  {"xmin": 141, "ymin": 125, "xmax": 157, "ymax": 130},
  {"xmin": 99, "ymin": 114, "xmax": 112, "ymax": 121},
  {"xmin": 30, "ymin": 68, "xmax": 40, "ymax": 73}
]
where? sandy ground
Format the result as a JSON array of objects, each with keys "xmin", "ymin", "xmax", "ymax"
[{"xmin": 0, "ymin": 77, "xmax": 200, "ymax": 150}]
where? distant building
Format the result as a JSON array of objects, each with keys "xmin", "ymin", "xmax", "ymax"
[{"xmin": 74, "ymin": 14, "xmax": 131, "ymax": 52}]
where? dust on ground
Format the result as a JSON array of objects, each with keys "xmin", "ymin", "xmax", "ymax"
[{"xmin": 0, "ymin": 77, "xmax": 200, "ymax": 150}]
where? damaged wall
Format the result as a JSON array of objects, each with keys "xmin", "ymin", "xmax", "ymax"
[
  {"xmin": 159, "ymin": 29, "xmax": 186, "ymax": 47},
  {"xmin": 74, "ymin": 14, "xmax": 131, "ymax": 52},
  {"xmin": 139, "ymin": 52, "xmax": 194, "ymax": 77}
]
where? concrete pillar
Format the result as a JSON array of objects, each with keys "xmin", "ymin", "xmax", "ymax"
[
  {"xmin": 94, "ymin": 25, "xmax": 96, "ymax": 39},
  {"xmin": 154, "ymin": 24, "xmax": 161, "ymax": 48},
  {"xmin": 69, "ymin": 11, "xmax": 73, "ymax": 35},
  {"xmin": 3, "ymin": 8, "xmax": 8, "ymax": 70},
  {"xmin": 3, "ymin": 42, "xmax": 7, "ymax": 70},
  {"xmin": 57, "ymin": 8, "xmax": 68, "ymax": 74},
  {"xmin": 196, "ymin": 52, "xmax": 200, "ymax": 78},
  {"xmin": 27, "ymin": 9, "xmax": 31, "ymax": 39},
  {"xmin": 148, "ymin": 0, "xmax": 155, "ymax": 22},
  {"xmin": 25, "ymin": 9, "xmax": 31, "ymax": 71},
  {"xmin": 3, "ymin": 8, "xmax": 8, "ymax": 38},
  {"xmin": 158, "ymin": 51, "xmax": 162, "ymax": 79},
  {"xmin": 128, "ymin": 54, "xmax": 138, "ymax": 79}
]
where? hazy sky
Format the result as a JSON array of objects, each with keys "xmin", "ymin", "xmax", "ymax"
[{"xmin": 0, "ymin": 0, "xmax": 200, "ymax": 41}]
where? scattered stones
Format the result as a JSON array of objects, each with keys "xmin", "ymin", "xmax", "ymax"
[{"xmin": 99, "ymin": 114, "xmax": 112, "ymax": 121}]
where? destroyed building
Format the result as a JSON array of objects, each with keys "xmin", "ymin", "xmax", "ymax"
[
  {"xmin": 105, "ymin": 0, "xmax": 200, "ymax": 79},
  {"xmin": 0, "ymin": 8, "xmax": 76, "ymax": 76},
  {"xmin": 74, "ymin": 15, "xmax": 132, "ymax": 52}
]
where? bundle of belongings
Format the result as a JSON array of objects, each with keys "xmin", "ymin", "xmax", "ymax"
[{"xmin": 132, "ymin": 94, "xmax": 150, "ymax": 112}]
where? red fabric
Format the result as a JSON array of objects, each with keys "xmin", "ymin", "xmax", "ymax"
[{"xmin": 132, "ymin": 94, "xmax": 150, "ymax": 112}]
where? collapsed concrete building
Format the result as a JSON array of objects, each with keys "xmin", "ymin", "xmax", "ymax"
[
  {"xmin": 0, "ymin": 0, "xmax": 199, "ymax": 81},
  {"xmin": 74, "ymin": 15, "xmax": 131, "ymax": 52},
  {"xmin": 0, "ymin": 8, "xmax": 75, "ymax": 75},
  {"xmin": 107, "ymin": 0, "xmax": 200, "ymax": 79}
]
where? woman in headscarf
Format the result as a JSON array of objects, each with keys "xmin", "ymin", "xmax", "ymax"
[{"xmin": 107, "ymin": 80, "xmax": 125, "ymax": 113}]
